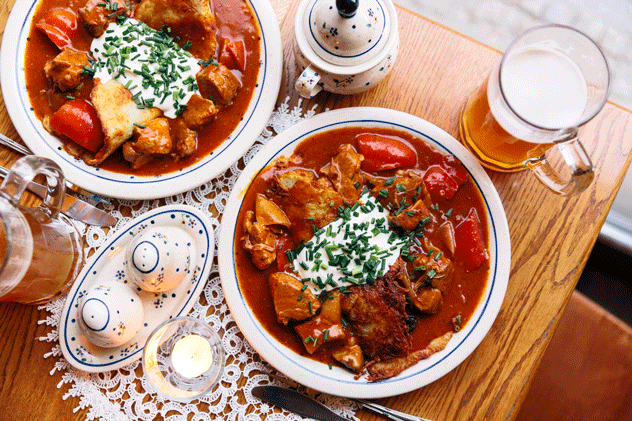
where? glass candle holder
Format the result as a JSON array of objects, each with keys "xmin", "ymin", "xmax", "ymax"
[{"xmin": 142, "ymin": 316, "xmax": 225, "ymax": 401}]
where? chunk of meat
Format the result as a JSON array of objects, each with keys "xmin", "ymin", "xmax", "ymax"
[
  {"xmin": 320, "ymin": 143, "xmax": 364, "ymax": 204},
  {"xmin": 170, "ymin": 117, "xmax": 197, "ymax": 158},
  {"xmin": 273, "ymin": 154, "xmax": 303, "ymax": 170},
  {"xmin": 413, "ymin": 246, "xmax": 454, "ymax": 295},
  {"xmin": 415, "ymin": 288, "xmax": 443, "ymax": 314},
  {"xmin": 242, "ymin": 210, "xmax": 277, "ymax": 270},
  {"xmin": 79, "ymin": 0, "xmax": 131, "ymax": 37},
  {"xmin": 181, "ymin": 94, "xmax": 220, "ymax": 130},
  {"xmin": 43, "ymin": 48, "xmax": 91, "ymax": 92},
  {"xmin": 269, "ymin": 273, "xmax": 320, "ymax": 325},
  {"xmin": 273, "ymin": 169, "xmax": 343, "ymax": 241},
  {"xmin": 134, "ymin": 0, "xmax": 217, "ymax": 57},
  {"xmin": 88, "ymin": 79, "xmax": 161, "ymax": 165},
  {"xmin": 294, "ymin": 292, "xmax": 345, "ymax": 354},
  {"xmin": 242, "ymin": 195, "xmax": 291, "ymax": 269},
  {"xmin": 331, "ymin": 335, "xmax": 364, "ymax": 373},
  {"xmin": 368, "ymin": 169, "xmax": 432, "ymax": 212},
  {"xmin": 388, "ymin": 199, "xmax": 432, "ymax": 231},
  {"xmin": 385, "ymin": 256, "xmax": 441, "ymax": 314},
  {"xmin": 255, "ymin": 195, "xmax": 291, "ymax": 231},
  {"xmin": 196, "ymin": 63, "xmax": 241, "ymax": 108},
  {"xmin": 122, "ymin": 118, "xmax": 172, "ymax": 169},
  {"xmin": 340, "ymin": 266, "xmax": 410, "ymax": 360},
  {"xmin": 365, "ymin": 331, "xmax": 453, "ymax": 381}
]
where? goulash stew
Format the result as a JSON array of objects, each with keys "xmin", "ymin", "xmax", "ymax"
[
  {"xmin": 25, "ymin": 0, "xmax": 260, "ymax": 174},
  {"xmin": 236, "ymin": 127, "xmax": 491, "ymax": 381}
]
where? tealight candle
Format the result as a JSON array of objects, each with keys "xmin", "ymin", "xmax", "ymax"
[
  {"xmin": 143, "ymin": 317, "xmax": 225, "ymax": 401},
  {"xmin": 171, "ymin": 335, "xmax": 213, "ymax": 378}
]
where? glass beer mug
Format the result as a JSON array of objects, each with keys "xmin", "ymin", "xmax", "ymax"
[
  {"xmin": 0, "ymin": 156, "xmax": 84, "ymax": 304},
  {"xmin": 459, "ymin": 24, "xmax": 610, "ymax": 196}
]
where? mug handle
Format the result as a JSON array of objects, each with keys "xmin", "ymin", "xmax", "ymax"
[
  {"xmin": 527, "ymin": 134, "xmax": 594, "ymax": 196},
  {"xmin": 295, "ymin": 65, "xmax": 323, "ymax": 98},
  {"xmin": 0, "ymin": 156, "xmax": 67, "ymax": 218}
]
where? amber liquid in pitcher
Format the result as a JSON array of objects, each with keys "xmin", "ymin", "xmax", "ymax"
[{"xmin": 0, "ymin": 207, "xmax": 83, "ymax": 304}]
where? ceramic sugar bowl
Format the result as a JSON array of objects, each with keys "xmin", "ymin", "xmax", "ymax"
[
  {"xmin": 125, "ymin": 226, "xmax": 196, "ymax": 293},
  {"xmin": 294, "ymin": 0, "xmax": 399, "ymax": 97},
  {"xmin": 77, "ymin": 281, "xmax": 145, "ymax": 348}
]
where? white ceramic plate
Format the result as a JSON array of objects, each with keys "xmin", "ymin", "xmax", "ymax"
[
  {"xmin": 0, "ymin": 0, "xmax": 282, "ymax": 200},
  {"xmin": 218, "ymin": 107, "xmax": 511, "ymax": 399},
  {"xmin": 59, "ymin": 205, "xmax": 214, "ymax": 372}
]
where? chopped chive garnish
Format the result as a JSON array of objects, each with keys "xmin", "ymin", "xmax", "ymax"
[{"xmin": 89, "ymin": 18, "xmax": 201, "ymax": 118}]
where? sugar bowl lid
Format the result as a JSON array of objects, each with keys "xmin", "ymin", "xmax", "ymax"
[{"xmin": 296, "ymin": 0, "xmax": 395, "ymax": 68}]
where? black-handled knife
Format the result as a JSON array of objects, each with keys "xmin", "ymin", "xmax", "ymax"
[{"xmin": 251, "ymin": 385, "xmax": 350, "ymax": 421}]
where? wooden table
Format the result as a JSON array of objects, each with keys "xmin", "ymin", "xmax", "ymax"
[{"xmin": 1, "ymin": 1, "xmax": 631, "ymax": 420}]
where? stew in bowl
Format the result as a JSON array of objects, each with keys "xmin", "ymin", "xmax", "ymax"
[{"xmin": 219, "ymin": 107, "xmax": 511, "ymax": 398}]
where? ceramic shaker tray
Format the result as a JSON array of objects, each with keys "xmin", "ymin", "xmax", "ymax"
[{"xmin": 59, "ymin": 205, "xmax": 214, "ymax": 372}]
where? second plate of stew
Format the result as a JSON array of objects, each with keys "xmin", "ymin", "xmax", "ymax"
[{"xmin": 0, "ymin": 0, "xmax": 282, "ymax": 199}]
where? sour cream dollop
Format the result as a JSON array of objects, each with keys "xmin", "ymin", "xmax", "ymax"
[
  {"xmin": 292, "ymin": 191, "xmax": 408, "ymax": 293},
  {"xmin": 90, "ymin": 18, "xmax": 202, "ymax": 119}
]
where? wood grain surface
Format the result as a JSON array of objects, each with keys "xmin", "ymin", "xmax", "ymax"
[{"xmin": 1, "ymin": 1, "xmax": 631, "ymax": 420}]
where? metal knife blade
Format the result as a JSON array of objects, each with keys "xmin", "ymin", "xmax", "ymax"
[
  {"xmin": 251, "ymin": 385, "xmax": 350, "ymax": 421},
  {"xmin": 0, "ymin": 166, "xmax": 116, "ymax": 227}
]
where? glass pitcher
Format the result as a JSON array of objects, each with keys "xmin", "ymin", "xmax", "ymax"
[{"xmin": 0, "ymin": 156, "xmax": 84, "ymax": 304}]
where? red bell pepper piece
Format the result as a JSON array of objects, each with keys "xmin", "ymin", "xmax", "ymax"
[
  {"xmin": 356, "ymin": 133, "xmax": 417, "ymax": 172},
  {"xmin": 454, "ymin": 208, "xmax": 488, "ymax": 270},
  {"xmin": 423, "ymin": 165, "xmax": 460, "ymax": 200},
  {"xmin": 49, "ymin": 99, "xmax": 104, "ymax": 152},
  {"xmin": 36, "ymin": 8, "xmax": 79, "ymax": 49},
  {"xmin": 440, "ymin": 154, "xmax": 468, "ymax": 185},
  {"xmin": 220, "ymin": 41, "xmax": 246, "ymax": 72}
]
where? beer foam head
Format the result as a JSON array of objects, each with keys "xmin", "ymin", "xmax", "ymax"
[{"xmin": 500, "ymin": 45, "xmax": 588, "ymax": 129}]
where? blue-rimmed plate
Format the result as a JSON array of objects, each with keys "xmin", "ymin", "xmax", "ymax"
[
  {"xmin": 218, "ymin": 107, "xmax": 511, "ymax": 399},
  {"xmin": 0, "ymin": 0, "xmax": 282, "ymax": 200},
  {"xmin": 59, "ymin": 205, "xmax": 214, "ymax": 373}
]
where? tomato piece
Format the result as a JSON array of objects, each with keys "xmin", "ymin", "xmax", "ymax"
[
  {"xmin": 36, "ymin": 8, "xmax": 78, "ymax": 49},
  {"xmin": 49, "ymin": 99, "xmax": 104, "ymax": 152},
  {"xmin": 454, "ymin": 208, "xmax": 488, "ymax": 270},
  {"xmin": 356, "ymin": 134, "xmax": 417, "ymax": 172},
  {"xmin": 423, "ymin": 165, "xmax": 460, "ymax": 200},
  {"xmin": 276, "ymin": 236, "xmax": 295, "ymax": 272},
  {"xmin": 220, "ymin": 41, "xmax": 246, "ymax": 72}
]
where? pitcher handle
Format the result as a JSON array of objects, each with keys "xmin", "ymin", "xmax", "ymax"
[
  {"xmin": 0, "ymin": 156, "xmax": 66, "ymax": 218},
  {"xmin": 527, "ymin": 134, "xmax": 594, "ymax": 196},
  {"xmin": 295, "ymin": 65, "xmax": 324, "ymax": 98}
]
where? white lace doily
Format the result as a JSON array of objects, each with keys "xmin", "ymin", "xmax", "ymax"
[{"xmin": 37, "ymin": 99, "xmax": 360, "ymax": 421}]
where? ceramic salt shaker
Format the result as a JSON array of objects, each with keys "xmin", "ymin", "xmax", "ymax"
[
  {"xmin": 125, "ymin": 226, "xmax": 196, "ymax": 293},
  {"xmin": 77, "ymin": 281, "xmax": 144, "ymax": 348},
  {"xmin": 294, "ymin": 0, "xmax": 399, "ymax": 97}
]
